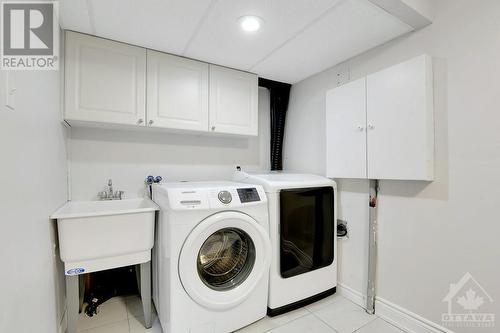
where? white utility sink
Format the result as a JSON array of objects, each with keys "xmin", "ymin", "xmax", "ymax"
[{"xmin": 51, "ymin": 198, "xmax": 158, "ymax": 275}]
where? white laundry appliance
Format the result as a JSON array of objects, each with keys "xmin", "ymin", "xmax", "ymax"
[
  {"xmin": 152, "ymin": 181, "xmax": 271, "ymax": 333},
  {"xmin": 234, "ymin": 172, "xmax": 337, "ymax": 316}
]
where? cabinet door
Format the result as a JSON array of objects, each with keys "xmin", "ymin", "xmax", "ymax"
[
  {"xmin": 326, "ymin": 78, "xmax": 367, "ymax": 178},
  {"xmin": 147, "ymin": 51, "xmax": 209, "ymax": 131},
  {"xmin": 367, "ymin": 55, "xmax": 434, "ymax": 180},
  {"xmin": 64, "ymin": 32, "xmax": 146, "ymax": 126},
  {"xmin": 209, "ymin": 65, "xmax": 258, "ymax": 136}
]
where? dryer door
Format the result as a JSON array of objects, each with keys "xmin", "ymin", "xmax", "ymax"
[{"xmin": 179, "ymin": 211, "xmax": 271, "ymax": 310}]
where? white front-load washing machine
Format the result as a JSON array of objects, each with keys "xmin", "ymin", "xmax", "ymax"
[
  {"xmin": 234, "ymin": 172, "xmax": 337, "ymax": 316},
  {"xmin": 152, "ymin": 181, "xmax": 271, "ymax": 333}
]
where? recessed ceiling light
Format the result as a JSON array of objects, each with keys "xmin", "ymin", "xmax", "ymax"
[{"xmin": 238, "ymin": 16, "xmax": 263, "ymax": 32}]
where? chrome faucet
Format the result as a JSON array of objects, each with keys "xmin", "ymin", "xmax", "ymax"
[
  {"xmin": 98, "ymin": 179, "xmax": 124, "ymax": 200},
  {"xmin": 107, "ymin": 179, "xmax": 113, "ymax": 198}
]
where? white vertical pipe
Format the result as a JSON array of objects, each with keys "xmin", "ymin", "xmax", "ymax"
[{"xmin": 366, "ymin": 179, "xmax": 379, "ymax": 314}]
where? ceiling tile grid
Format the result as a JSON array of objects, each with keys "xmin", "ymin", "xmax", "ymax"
[
  {"xmin": 251, "ymin": 0, "xmax": 413, "ymax": 82},
  {"xmin": 60, "ymin": 0, "xmax": 415, "ymax": 83}
]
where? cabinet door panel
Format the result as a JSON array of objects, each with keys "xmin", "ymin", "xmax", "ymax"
[
  {"xmin": 367, "ymin": 55, "xmax": 434, "ymax": 180},
  {"xmin": 65, "ymin": 32, "xmax": 146, "ymax": 125},
  {"xmin": 326, "ymin": 78, "xmax": 367, "ymax": 178},
  {"xmin": 209, "ymin": 65, "xmax": 258, "ymax": 136},
  {"xmin": 147, "ymin": 51, "xmax": 208, "ymax": 131}
]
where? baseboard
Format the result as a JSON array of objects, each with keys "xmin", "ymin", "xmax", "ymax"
[
  {"xmin": 337, "ymin": 283, "xmax": 366, "ymax": 307},
  {"xmin": 375, "ymin": 297, "xmax": 455, "ymax": 333},
  {"xmin": 337, "ymin": 284, "xmax": 454, "ymax": 333}
]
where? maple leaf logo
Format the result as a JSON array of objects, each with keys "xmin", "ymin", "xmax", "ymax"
[{"xmin": 457, "ymin": 288, "xmax": 484, "ymax": 311}]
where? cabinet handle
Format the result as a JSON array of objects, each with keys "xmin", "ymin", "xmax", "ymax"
[
  {"xmin": 368, "ymin": 124, "xmax": 375, "ymax": 130},
  {"xmin": 211, "ymin": 126, "xmax": 216, "ymax": 131},
  {"xmin": 149, "ymin": 120, "xmax": 154, "ymax": 126},
  {"xmin": 357, "ymin": 125, "xmax": 365, "ymax": 131},
  {"xmin": 137, "ymin": 118, "xmax": 144, "ymax": 125}
]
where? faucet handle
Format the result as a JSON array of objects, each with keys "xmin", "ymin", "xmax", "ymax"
[
  {"xmin": 114, "ymin": 191, "xmax": 125, "ymax": 200},
  {"xmin": 98, "ymin": 191, "xmax": 107, "ymax": 200}
]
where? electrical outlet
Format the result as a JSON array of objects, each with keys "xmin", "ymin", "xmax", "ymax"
[{"xmin": 335, "ymin": 65, "xmax": 350, "ymax": 86}]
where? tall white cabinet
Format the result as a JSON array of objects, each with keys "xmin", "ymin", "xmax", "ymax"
[
  {"xmin": 147, "ymin": 50, "xmax": 209, "ymax": 131},
  {"xmin": 209, "ymin": 65, "xmax": 259, "ymax": 136},
  {"xmin": 326, "ymin": 55, "xmax": 434, "ymax": 181},
  {"xmin": 64, "ymin": 31, "xmax": 146, "ymax": 126}
]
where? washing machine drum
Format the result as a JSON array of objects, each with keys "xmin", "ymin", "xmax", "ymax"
[
  {"xmin": 197, "ymin": 228, "xmax": 255, "ymax": 290},
  {"xmin": 179, "ymin": 212, "xmax": 271, "ymax": 310}
]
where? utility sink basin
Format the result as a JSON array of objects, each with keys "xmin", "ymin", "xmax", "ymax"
[{"xmin": 51, "ymin": 198, "xmax": 158, "ymax": 275}]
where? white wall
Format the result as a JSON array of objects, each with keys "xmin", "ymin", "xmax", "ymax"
[
  {"xmin": 401, "ymin": 0, "xmax": 435, "ymax": 20},
  {"xmin": 0, "ymin": 71, "xmax": 68, "ymax": 332},
  {"xmin": 69, "ymin": 88, "xmax": 270, "ymax": 200},
  {"xmin": 284, "ymin": 0, "xmax": 500, "ymax": 331}
]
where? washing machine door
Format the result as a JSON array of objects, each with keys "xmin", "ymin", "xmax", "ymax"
[{"xmin": 179, "ymin": 211, "xmax": 271, "ymax": 310}]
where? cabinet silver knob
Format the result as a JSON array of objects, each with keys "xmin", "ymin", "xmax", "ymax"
[
  {"xmin": 137, "ymin": 118, "xmax": 144, "ymax": 125},
  {"xmin": 211, "ymin": 126, "xmax": 215, "ymax": 131},
  {"xmin": 149, "ymin": 120, "xmax": 154, "ymax": 126},
  {"xmin": 357, "ymin": 125, "xmax": 364, "ymax": 131},
  {"xmin": 368, "ymin": 124, "xmax": 375, "ymax": 130}
]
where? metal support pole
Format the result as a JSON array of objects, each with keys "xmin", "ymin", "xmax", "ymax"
[
  {"xmin": 140, "ymin": 261, "xmax": 152, "ymax": 329},
  {"xmin": 78, "ymin": 275, "xmax": 85, "ymax": 313},
  {"xmin": 366, "ymin": 179, "xmax": 379, "ymax": 314},
  {"xmin": 66, "ymin": 275, "xmax": 79, "ymax": 333}
]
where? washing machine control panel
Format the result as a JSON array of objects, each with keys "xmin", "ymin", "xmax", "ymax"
[
  {"xmin": 163, "ymin": 184, "xmax": 266, "ymax": 209},
  {"xmin": 237, "ymin": 188, "xmax": 261, "ymax": 203}
]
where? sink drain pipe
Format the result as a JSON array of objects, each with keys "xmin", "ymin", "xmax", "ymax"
[{"xmin": 366, "ymin": 179, "xmax": 379, "ymax": 314}]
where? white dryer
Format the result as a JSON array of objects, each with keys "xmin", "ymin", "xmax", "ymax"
[
  {"xmin": 152, "ymin": 181, "xmax": 271, "ymax": 333},
  {"xmin": 234, "ymin": 172, "xmax": 337, "ymax": 316}
]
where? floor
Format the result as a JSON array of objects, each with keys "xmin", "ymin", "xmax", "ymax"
[
  {"xmin": 77, "ymin": 295, "xmax": 161, "ymax": 333},
  {"xmin": 76, "ymin": 294, "xmax": 405, "ymax": 333}
]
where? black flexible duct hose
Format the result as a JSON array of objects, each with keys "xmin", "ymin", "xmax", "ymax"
[{"xmin": 259, "ymin": 78, "xmax": 292, "ymax": 171}]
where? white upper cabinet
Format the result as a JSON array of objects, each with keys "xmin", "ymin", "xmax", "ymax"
[
  {"xmin": 326, "ymin": 55, "xmax": 434, "ymax": 181},
  {"xmin": 63, "ymin": 32, "xmax": 259, "ymax": 136},
  {"xmin": 326, "ymin": 77, "xmax": 367, "ymax": 179},
  {"xmin": 147, "ymin": 50, "xmax": 209, "ymax": 131},
  {"xmin": 209, "ymin": 65, "xmax": 259, "ymax": 136},
  {"xmin": 64, "ymin": 31, "xmax": 146, "ymax": 126},
  {"xmin": 367, "ymin": 55, "xmax": 434, "ymax": 180}
]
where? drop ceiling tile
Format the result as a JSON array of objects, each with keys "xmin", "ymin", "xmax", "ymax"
[
  {"xmin": 252, "ymin": 0, "xmax": 413, "ymax": 83},
  {"xmin": 59, "ymin": 0, "xmax": 416, "ymax": 84},
  {"xmin": 88, "ymin": 0, "xmax": 214, "ymax": 54},
  {"xmin": 60, "ymin": 0, "xmax": 93, "ymax": 34},
  {"xmin": 184, "ymin": 0, "xmax": 341, "ymax": 70}
]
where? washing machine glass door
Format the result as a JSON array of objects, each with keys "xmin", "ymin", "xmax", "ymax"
[
  {"xmin": 179, "ymin": 211, "xmax": 271, "ymax": 310},
  {"xmin": 197, "ymin": 228, "xmax": 255, "ymax": 291}
]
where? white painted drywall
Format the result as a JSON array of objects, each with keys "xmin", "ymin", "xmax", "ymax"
[
  {"xmin": 369, "ymin": 0, "xmax": 435, "ymax": 26},
  {"xmin": 0, "ymin": 71, "xmax": 68, "ymax": 332},
  {"xmin": 284, "ymin": 0, "xmax": 500, "ymax": 330},
  {"xmin": 69, "ymin": 88, "xmax": 270, "ymax": 200},
  {"xmin": 401, "ymin": 0, "xmax": 435, "ymax": 20}
]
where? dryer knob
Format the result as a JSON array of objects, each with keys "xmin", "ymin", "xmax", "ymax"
[{"xmin": 218, "ymin": 191, "xmax": 232, "ymax": 204}]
